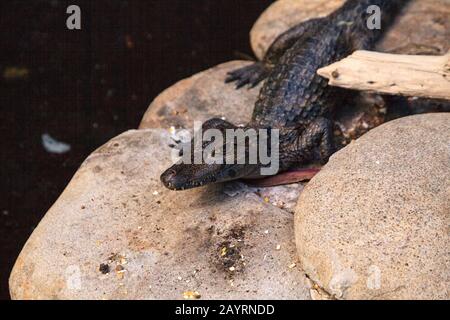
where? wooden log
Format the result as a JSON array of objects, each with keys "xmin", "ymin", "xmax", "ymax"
[{"xmin": 317, "ymin": 50, "xmax": 450, "ymax": 100}]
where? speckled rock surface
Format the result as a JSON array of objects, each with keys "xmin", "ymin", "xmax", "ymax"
[
  {"xmin": 9, "ymin": 129, "xmax": 311, "ymax": 300},
  {"xmin": 250, "ymin": 0, "xmax": 450, "ymax": 60},
  {"xmin": 139, "ymin": 61, "xmax": 261, "ymax": 129},
  {"xmin": 295, "ymin": 113, "xmax": 450, "ymax": 300},
  {"xmin": 375, "ymin": 0, "xmax": 450, "ymax": 55}
]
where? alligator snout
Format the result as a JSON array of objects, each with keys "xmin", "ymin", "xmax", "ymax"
[{"xmin": 160, "ymin": 168, "xmax": 179, "ymax": 190}]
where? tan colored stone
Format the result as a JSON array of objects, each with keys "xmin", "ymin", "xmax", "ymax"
[
  {"xmin": 377, "ymin": 0, "xmax": 450, "ymax": 55},
  {"xmin": 139, "ymin": 61, "xmax": 261, "ymax": 129},
  {"xmin": 250, "ymin": 0, "xmax": 450, "ymax": 60},
  {"xmin": 294, "ymin": 113, "xmax": 450, "ymax": 300},
  {"xmin": 9, "ymin": 129, "xmax": 311, "ymax": 300}
]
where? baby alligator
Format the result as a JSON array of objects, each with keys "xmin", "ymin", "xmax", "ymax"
[{"xmin": 161, "ymin": 0, "xmax": 409, "ymax": 190}]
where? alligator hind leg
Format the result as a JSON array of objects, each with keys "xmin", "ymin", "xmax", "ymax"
[
  {"xmin": 226, "ymin": 17, "xmax": 326, "ymax": 89},
  {"xmin": 264, "ymin": 17, "xmax": 326, "ymax": 64}
]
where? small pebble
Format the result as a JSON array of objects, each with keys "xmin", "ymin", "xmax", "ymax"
[
  {"xmin": 99, "ymin": 263, "xmax": 110, "ymax": 274},
  {"xmin": 183, "ymin": 291, "xmax": 202, "ymax": 299},
  {"xmin": 220, "ymin": 247, "xmax": 227, "ymax": 256},
  {"xmin": 115, "ymin": 265, "xmax": 125, "ymax": 272}
]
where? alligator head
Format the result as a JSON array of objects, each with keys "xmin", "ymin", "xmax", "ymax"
[{"xmin": 160, "ymin": 118, "xmax": 278, "ymax": 190}]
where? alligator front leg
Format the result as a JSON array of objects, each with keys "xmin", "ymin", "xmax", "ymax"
[
  {"xmin": 244, "ymin": 117, "xmax": 334, "ymax": 187},
  {"xmin": 225, "ymin": 62, "xmax": 270, "ymax": 89},
  {"xmin": 296, "ymin": 117, "xmax": 335, "ymax": 164},
  {"xmin": 226, "ymin": 17, "xmax": 327, "ymax": 89},
  {"xmin": 276, "ymin": 117, "xmax": 335, "ymax": 165}
]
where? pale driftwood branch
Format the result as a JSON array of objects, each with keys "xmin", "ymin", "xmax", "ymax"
[{"xmin": 317, "ymin": 50, "xmax": 450, "ymax": 100}]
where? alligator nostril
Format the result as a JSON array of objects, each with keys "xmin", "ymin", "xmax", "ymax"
[
  {"xmin": 161, "ymin": 168, "xmax": 180, "ymax": 190},
  {"xmin": 163, "ymin": 169, "xmax": 177, "ymax": 182}
]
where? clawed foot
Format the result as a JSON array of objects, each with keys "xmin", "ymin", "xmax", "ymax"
[{"xmin": 225, "ymin": 62, "xmax": 269, "ymax": 89}]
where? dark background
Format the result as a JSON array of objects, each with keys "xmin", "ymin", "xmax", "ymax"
[{"xmin": 0, "ymin": 0, "xmax": 273, "ymax": 300}]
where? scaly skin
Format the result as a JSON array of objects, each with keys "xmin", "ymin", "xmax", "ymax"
[{"xmin": 161, "ymin": 0, "xmax": 410, "ymax": 191}]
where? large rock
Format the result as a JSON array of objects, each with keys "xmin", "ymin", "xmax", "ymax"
[
  {"xmin": 9, "ymin": 129, "xmax": 312, "ymax": 300},
  {"xmin": 294, "ymin": 113, "xmax": 450, "ymax": 300},
  {"xmin": 139, "ymin": 61, "xmax": 261, "ymax": 129},
  {"xmin": 376, "ymin": 0, "xmax": 450, "ymax": 55},
  {"xmin": 250, "ymin": 0, "xmax": 450, "ymax": 60}
]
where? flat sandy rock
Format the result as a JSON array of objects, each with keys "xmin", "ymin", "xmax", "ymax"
[
  {"xmin": 9, "ymin": 129, "xmax": 311, "ymax": 300},
  {"xmin": 251, "ymin": 0, "xmax": 450, "ymax": 60},
  {"xmin": 139, "ymin": 61, "xmax": 261, "ymax": 129},
  {"xmin": 295, "ymin": 113, "xmax": 450, "ymax": 300}
]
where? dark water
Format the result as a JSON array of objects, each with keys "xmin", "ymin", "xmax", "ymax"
[{"xmin": 0, "ymin": 0, "xmax": 273, "ymax": 299}]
